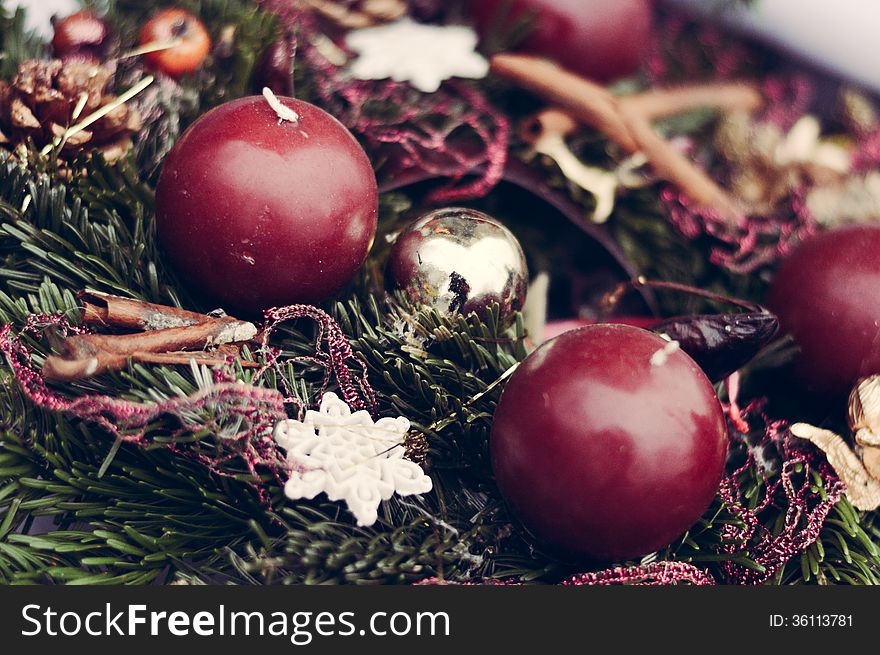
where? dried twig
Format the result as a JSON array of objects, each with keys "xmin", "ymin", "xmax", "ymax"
[
  {"xmin": 44, "ymin": 293, "xmax": 258, "ymax": 382},
  {"xmin": 491, "ymin": 53, "xmax": 756, "ymax": 221},
  {"xmin": 80, "ymin": 290, "xmax": 214, "ymax": 331},
  {"xmin": 619, "ymin": 82, "xmax": 763, "ymax": 121}
]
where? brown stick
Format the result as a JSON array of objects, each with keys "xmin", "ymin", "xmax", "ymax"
[
  {"xmin": 43, "ymin": 353, "xmax": 128, "ymax": 381},
  {"xmin": 59, "ymin": 320, "xmax": 258, "ymax": 360},
  {"xmin": 490, "ymin": 53, "xmax": 746, "ymax": 220},
  {"xmin": 616, "ymin": 104, "xmax": 744, "ymax": 218},
  {"xmin": 44, "ymin": 314, "xmax": 258, "ymax": 382},
  {"xmin": 135, "ymin": 348, "xmax": 258, "ymax": 368},
  {"xmin": 43, "ymin": 348, "xmax": 259, "ymax": 383},
  {"xmin": 618, "ymin": 82, "xmax": 763, "ymax": 121},
  {"xmin": 493, "ymin": 54, "xmax": 640, "ymax": 153},
  {"xmin": 79, "ymin": 290, "xmax": 216, "ymax": 331}
]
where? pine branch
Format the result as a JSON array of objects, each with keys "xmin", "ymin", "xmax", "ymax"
[
  {"xmin": 0, "ymin": 5, "xmax": 45, "ymax": 79},
  {"xmin": 0, "ymin": 0, "xmax": 876, "ymax": 587}
]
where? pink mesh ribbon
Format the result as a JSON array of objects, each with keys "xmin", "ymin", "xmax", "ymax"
[
  {"xmin": 648, "ymin": 12, "xmax": 822, "ymax": 273},
  {"xmin": 418, "ymin": 396, "xmax": 844, "ymax": 586},
  {"xmin": 564, "ymin": 562, "xmax": 716, "ymax": 586},
  {"xmin": 760, "ymin": 75, "xmax": 815, "ymax": 131},
  {"xmin": 715, "ymin": 401, "xmax": 845, "ymax": 585},
  {"xmin": 417, "ymin": 562, "xmax": 715, "ymax": 586},
  {"xmin": 257, "ymin": 0, "xmax": 509, "ymax": 203},
  {"xmin": 647, "ymin": 13, "xmax": 756, "ymax": 85},
  {"xmin": 261, "ymin": 304, "xmax": 376, "ymax": 414},
  {"xmin": 0, "ymin": 305, "xmax": 376, "ymax": 487},
  {"xmin": 663, "ymin": 186, "xmax": 817, "ymax": 274}
]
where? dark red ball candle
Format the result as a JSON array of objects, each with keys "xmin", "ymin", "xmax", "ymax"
[
  {"xmin": 767, "ymin": 225, "xmax": 880, "ymax": 395},
  {"xmin": 156, "ymin": 95, "xmax": 378, "ymax": 313},
  {"xmin": 491, "ymin": 324, "xmax": 728, "ymax": 561},
  {"xmin": 468, "ymin": 0, "xmax": 653, "ymax": 82}
]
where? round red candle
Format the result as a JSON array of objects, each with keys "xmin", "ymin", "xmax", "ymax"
[
  {"xmin": 491, "ymin": 324, "xmax": 728, "ymax": 560},
  {"xmin": 156, "ymin": 94, "xmax": 378, "ymax": 313},
  {"xmin": 767, "ymin": 225, "xmax": 880, "ymax": 395},
  {"xmin": 468, "ymin": 0, "xmax": 653, "ymax": 82}
]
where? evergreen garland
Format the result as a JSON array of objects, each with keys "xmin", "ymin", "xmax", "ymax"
[{"xmin": 0, "ymin": 0, "xmax": 877, "ymax": 586}]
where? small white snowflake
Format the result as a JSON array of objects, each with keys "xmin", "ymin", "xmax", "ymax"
[
  {"xmin": 346, "ymin": 19, "xmax": 489, "ymax": 93},
  {"xmin": 274, "ymin": 392, "xmax": 432, "ymax": 526}
]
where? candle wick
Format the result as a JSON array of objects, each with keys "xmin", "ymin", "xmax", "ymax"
[
  {"xmin": 262, "ymin": 87, "xmax": 299, "ymax": 125},
  {"xmin": 650, "ymin": 339, "xmax": 680, "ymax": 367}
]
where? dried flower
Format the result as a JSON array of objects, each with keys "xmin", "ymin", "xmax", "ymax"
[
  {"xmin": 304, "ymin": 0, "xmax": 406, "ymax": 31},
  {"xmin": 849, "ymin": 376, "xmax": 880, "ymax": 480},
  {"xmin": 791, "ymin": 375, "xmax": 880, "ymax": 510},
  {"xmin": 849, "ymin": 375, "xmax": 880, "ymax": 436}
]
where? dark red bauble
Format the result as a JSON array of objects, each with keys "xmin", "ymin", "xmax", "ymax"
[
  {"xmin": 767, "ymin": 225, "xmax": 880, "ymax": 395},
  {"xmin": 51, "ymin": 10, "xmax": 109, "ymax": 61},
  {"xmin": 491, "ymin": 324, "xmax": 728, "ymax": 561},
  {"xmin": 156, "ymin": 95, "xmax": 378, "ymax": 313},
  {"xmin": 468, "ymin": 0, "xmax": 653, "ymax": 82}
]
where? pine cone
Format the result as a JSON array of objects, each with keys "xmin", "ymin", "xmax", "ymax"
[{"xmin": 0, "ymin": 59, "xmax": 141, "ymax": 163}]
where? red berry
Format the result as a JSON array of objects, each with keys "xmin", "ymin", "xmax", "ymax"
[
  {"xmin": 139, "ymin": 8, "xmax": 211, "ymax": 78},
  {"xmin": 51, "ymin": 9, "xmax": 109, "ymax": 60},
  {"xmin": 468, "ymin": 0, "xmax": 653, "ymax": 82},
  {"xmin": 491, "ymin": 324, "xmax": 728, "ymax": 560},
  {"xmin": 767, "ymin": 225, "xmax": 880, "ymax": 395},
  {"xmin": 156, "ymin": 95, "xmax": 378, "ymax": 314}
]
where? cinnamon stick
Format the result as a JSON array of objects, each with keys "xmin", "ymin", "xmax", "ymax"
[
  {"xmin": 616, "ymin": 103, "xmax": 744, "ymax": 218},
  {"xmin": 491, "ymin": 53, "xmax": 746, "ymax": 220},
  {"xmin": 59, "ymin": 320, "xmax": 257, "ymax": 360},
  {"xmin": 618, "ymin": 82, "xmax": 763, "ymax": 121},
  {"xmin": 44, "ymin": 297, "xmax": 258, "ymax": 382},
  {"xmin": 79, "ymin": 290, "xmax": 216, "ymax": 331},
  {"xmin": 43, "ymin": 348, "xmax": 258, "ymax": 383},
  {"xmin": 493, "ymin": 54, "xmax": 640, "ymax": 153}
]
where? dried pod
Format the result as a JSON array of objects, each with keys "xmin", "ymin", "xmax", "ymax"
[
  {"xmin": 652, "ymin": 311, "xmax": 779, "ymax": 383},
  {"xmin": 606, "ymin": 279, "xmax": 779, "ymax": 383},
  {"xmin": 849, "ymin": 376, "xmax": 880, "ymax": 480}
]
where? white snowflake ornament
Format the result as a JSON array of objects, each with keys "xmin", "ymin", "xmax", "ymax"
[
  {"xmin": 10, "ymin": 0, "xmax": 79, "ymax": 39},
  {"xmin": 346, "ymin": 19, "xmax": 489, "ymax": 93},
  {"xmin": 274, "ymin": 392, "xmax": 432, "ymax": 526}
]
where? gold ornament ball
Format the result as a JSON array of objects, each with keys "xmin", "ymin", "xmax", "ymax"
[{"xmin": 386, "ymin": 208, "xmax": 528, "ymax": 324}]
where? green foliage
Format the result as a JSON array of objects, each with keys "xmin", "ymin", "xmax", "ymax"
[
  {"xmin": 0, "ymin": 5, "xmax": 45, "ymax": 79},
  {"xmin": 0, "ymin": 0, "xmax": 876, "ymax": 587},
  {"xmin": 0, "ymin": 149, "xmax": 529, "ymax": 584},
  {"xmin": 102, "ymin": 0, "xmax": 280, "ymax": 107}
]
